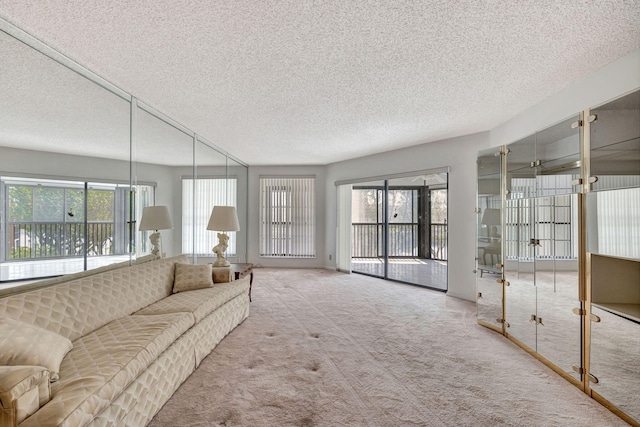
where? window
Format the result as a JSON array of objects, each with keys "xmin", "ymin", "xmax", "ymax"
[
  {"xmin": 182, "ymin": 178, "xmax": 237, "ymax": 256},
  {"xmin": 260, "ymin": 177, "xmax": 315, "ymax": 258}
]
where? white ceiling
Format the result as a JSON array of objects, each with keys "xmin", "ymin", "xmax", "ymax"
[{"xmin": 0, "ymin": 1, "xmax": 639, "ymax": 166}]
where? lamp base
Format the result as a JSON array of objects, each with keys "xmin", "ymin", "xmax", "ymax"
[
  {"xmin": 149, "ymin": 231, "xmax": 161, "ymax": 256},
  {"xmin": 212, "ymin": 232, "xmax": 231, "ymax": 267},
  {"xmin": 213, "ymin": 258, "xmax": 231, "ymax": 267}
]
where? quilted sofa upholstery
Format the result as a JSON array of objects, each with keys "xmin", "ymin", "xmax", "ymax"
[{"xmin": 0, "ymin": 255, "xmax": 250, "ymax": 427}]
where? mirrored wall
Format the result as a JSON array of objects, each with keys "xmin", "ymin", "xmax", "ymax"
[
  {"xmin": 476, "ymin": 89, "xmax": 640, "ymax": 425},
  {"xmin": 0, "ymin": 21, "xmax": 248, "ymax": 290}
]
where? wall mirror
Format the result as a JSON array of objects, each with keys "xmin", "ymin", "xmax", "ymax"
[
  {"xmin": 504, "ymin": 115, "xmax": 582, "ymax": 382},
  {"xmin": 187, "ymin": 140, "xmax": 231, "ymax": 264},
  {"xmin": 228, "ymin": 156, "xmax": 248, "ymax": 263},
  {"xmin": 590, "ymin": 89, "xmax": 640, "ymax": 191},
  {"xmin": 0, "ymin": 27, "xmax": 132, "ymax": 284},
  {"xmin": 133, "ymin": 102, "xmax": 195, "ymax": 259},
  {"xmin": 476, "ymin": 146, "xmax": 503, "ymax": 330},
  {"xmin": 0, "ymin": 24, "xmax": 249, "ymax": 293}
]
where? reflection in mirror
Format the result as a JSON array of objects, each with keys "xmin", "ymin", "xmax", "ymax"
[
  {"xmin": 590, "ymin": 306, "xmax": 640, "ymax": 422},
  {"xmin": 504, "ymin": 135, "xmax": 536, "ymax": 349},
  {"xmin": 535, "ymin": 115, "xmax": 581, "ymax": 195},
  {"xmin": 133, "ymin": 103, "xmax": 194, "ymax": 260},
  {"xmin": 476, "ymin": 147, "xmax": 503, "ymax": 329},
  {"xmin": 228, "ymin": 157, "xmax": 248, "ymax": 263},
  {"xmin": 504, "ymin": 116, "xmax": 582, "ymax": 379},
  {"xmin": 588, "ymin": 186, "xmax": 640, "ymax": 423},
  {"xmin": 535, "ymin": 193, "xmax": 581, "ymax": 382},
  {"xmin": 0, "ymin": 29, "xmax": 131, "ymax": 285},
  {"xmin": 506, "ymin": 134, "xmax": 536, "ymax": 199},
  {"xmin": 189, "ymin": 141, "xmax": 231, "ymax": 264},
  {"xmin": 586, "ymin": 187, "xmax": 640, "ymax": 261},
  {"xmin": 590, "ymin": 89, "xmax": 640, "ymax": 191}
]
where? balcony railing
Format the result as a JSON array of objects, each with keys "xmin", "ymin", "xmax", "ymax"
[
  {"xmin": 352, "ymin": 223, "xmax": 448, "ymax": 260},
  {"xmin": 430, "ymin": 223, "xmax": 447, "ymax": 261},
  {"xmin": 6, "ymin": 222, "xmax": 116, "ymax": 261}
]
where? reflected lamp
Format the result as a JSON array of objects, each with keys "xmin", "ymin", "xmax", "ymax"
[
  {"xmin": 207, "ymin": 206, "xmax": 240, "ymax": 267},
  {"xmin": 139, "ymin": 206, "xmax": 173, "ymax": 256},
  {"xmin": 481, "ymin": 208, "xmax": 501, "ymax": 239}
]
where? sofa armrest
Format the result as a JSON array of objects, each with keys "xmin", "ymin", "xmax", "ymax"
[{"xmin": 0, "ymin": 366, "xmax": 50, "ymax": 426}]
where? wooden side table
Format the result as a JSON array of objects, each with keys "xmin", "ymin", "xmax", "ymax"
[{"xmin": 229, "ymin": 263, "xmax": 254, "ymax": 302}]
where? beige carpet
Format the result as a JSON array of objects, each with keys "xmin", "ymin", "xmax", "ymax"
[{"xmin": 148, "ymin": 268, "xmax": 629, "ymax": 427}]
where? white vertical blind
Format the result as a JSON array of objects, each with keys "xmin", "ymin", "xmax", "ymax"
[
  {"xmin": 260, "ymin": 177, "xmax": 315, "ymax": 257},
  {"xmin": 596, "ymin": 187, "xmax": 640, "ymax": 260},
  {"xmin": 336, "ymin": 184, "xmax": 352, "ymax": 272},
  {"xmin": 182, "ymin": 178, "xmax": 237, "ymax": 256}
]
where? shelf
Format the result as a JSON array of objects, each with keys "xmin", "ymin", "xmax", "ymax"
[{"xmin": 592, "ymin": 303, "xmax": 640, "ymax": 323}]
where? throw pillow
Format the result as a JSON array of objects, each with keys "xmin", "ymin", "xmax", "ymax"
[
  {"xmin": 173, "ymin": 263, "xmax": 214, "ymax": 293},
  {"xmin": 0, "ymin": 318, "xmax": 73, "ymax": 382}
]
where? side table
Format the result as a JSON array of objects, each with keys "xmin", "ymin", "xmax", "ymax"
[{"xmin": 229, "ymin": 263, "xmax": 254, "ymax": 302}]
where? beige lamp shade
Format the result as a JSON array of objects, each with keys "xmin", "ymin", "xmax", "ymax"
[
  {"xmin": 481, "ymin": 208, "xmax": 501, "ymax": 226},
  {"xmin": 139, "ymin": 206, "xmax": 173, "ymax": 231},
  {"xmin": 207, "ymin": 206, "xmax": 240, "ymax": 232}
]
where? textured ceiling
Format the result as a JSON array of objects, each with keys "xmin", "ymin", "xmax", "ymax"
[{"xmin": 1, "ymin": 1, "xmax": 639, "ymax": 166}]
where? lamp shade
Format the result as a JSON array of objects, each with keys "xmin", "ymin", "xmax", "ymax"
[
  {"xmin": 481, "ymin": 208, "xmax": 501, "ymax": 226},
  {"xmin": 139, "ymin": 206, "xmax": 173, "ymax": 231},
  {"xmin": 207, "ymin": 206, "xmax": 240, "ymax": 232}
]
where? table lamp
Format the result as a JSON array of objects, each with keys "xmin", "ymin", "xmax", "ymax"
[
  {"xmin": 207, "ymin": 206, "xmax": 240, "ymax": 267},
  {"xmin": 139, "ymin": 205, "xmax": 173, "ymax": 256}
]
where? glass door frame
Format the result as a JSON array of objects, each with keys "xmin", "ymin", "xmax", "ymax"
[{"xmin": 349, "ymin": 171, "xmax": 449, "ymax": 291}]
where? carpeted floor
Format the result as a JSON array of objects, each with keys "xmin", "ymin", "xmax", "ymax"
[{"xmin": 148, "ymin": 268, "xmax": 630, "ymax": 427}]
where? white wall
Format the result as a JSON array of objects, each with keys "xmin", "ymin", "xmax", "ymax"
[
  {"xmin": 325, "ymin": 132, "xmax": 491, "ymax": 301},
  {"xmin": 247, "ymin": 165, "xmax": 327, "ymax": 268}
]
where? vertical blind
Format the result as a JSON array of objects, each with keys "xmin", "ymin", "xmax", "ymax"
[
  {"xmin": 182, "ymin": 178, "xmax": 237, "ymax": 256},
  {"xmin": 336, "ymin": 184, "xmax": 352, "ymax": 272},
  {"xmin": 595, "ymin": 187, "xmax": 640, "ymax": 260},
  {"xmin": 260, "ymin": 177, "xmax": 315, "ymax": 257}
]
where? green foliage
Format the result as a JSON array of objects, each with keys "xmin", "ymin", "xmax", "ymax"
[
  {"xmin": 8, "ymin": 186, "xmax": 33, "ymax": 222},
  {"xmin": 7, "ymin": 184, "xmax": 116, "ymax": 259},
  {"xmin": 9, "ymin": 246, "xmax": 31, "ymax": 260}
]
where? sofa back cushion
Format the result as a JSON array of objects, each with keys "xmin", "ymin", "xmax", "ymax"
[{"xmin": 0, "ymin": 255, "xmax": 189, "ymax": 342}]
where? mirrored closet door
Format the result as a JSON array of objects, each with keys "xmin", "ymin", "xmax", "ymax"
[
  {"xmin": 586, "ymin": 90, "xmax": 640, "ymax": 422},
  {"xmin": 503, "ymin": 114, "xmax": 583, "ymax": 383}
]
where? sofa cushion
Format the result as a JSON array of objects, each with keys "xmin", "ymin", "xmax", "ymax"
[
  {"xmin": 136, "ymin": 275, "xmax": 250, "ymax": 323},
  {"xmin": 173, "ymin": 263, "xmax": 214, "ymax": 293},
  {"xmin": 0, "ymin": 318, "xmax": 72, "ymax": 382},
  {"xmin": 20, "ymin": 312, "xmax": 193, "ymax": 427}
]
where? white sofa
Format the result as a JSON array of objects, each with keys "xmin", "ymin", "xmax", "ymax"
[{"xmin": 0, "ymin": 255, "xmax": 250, "ymax": 427}]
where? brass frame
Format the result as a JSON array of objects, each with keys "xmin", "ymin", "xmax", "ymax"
[
  {"xmin": 581, "ymin": 110, "xmax": 593, "ymax": 396},
  {"xmin": 476, "ymin": 103, "xmax": 640, "ymax": 426}
]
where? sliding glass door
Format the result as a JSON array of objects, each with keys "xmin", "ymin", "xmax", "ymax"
[
  {"xmin": 351, "ymin": 181, "xmax": 385, "ymax": 278},
  {"xmin": 350, "ymin": 173, "xmax": 448, "ymax": 290}
]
